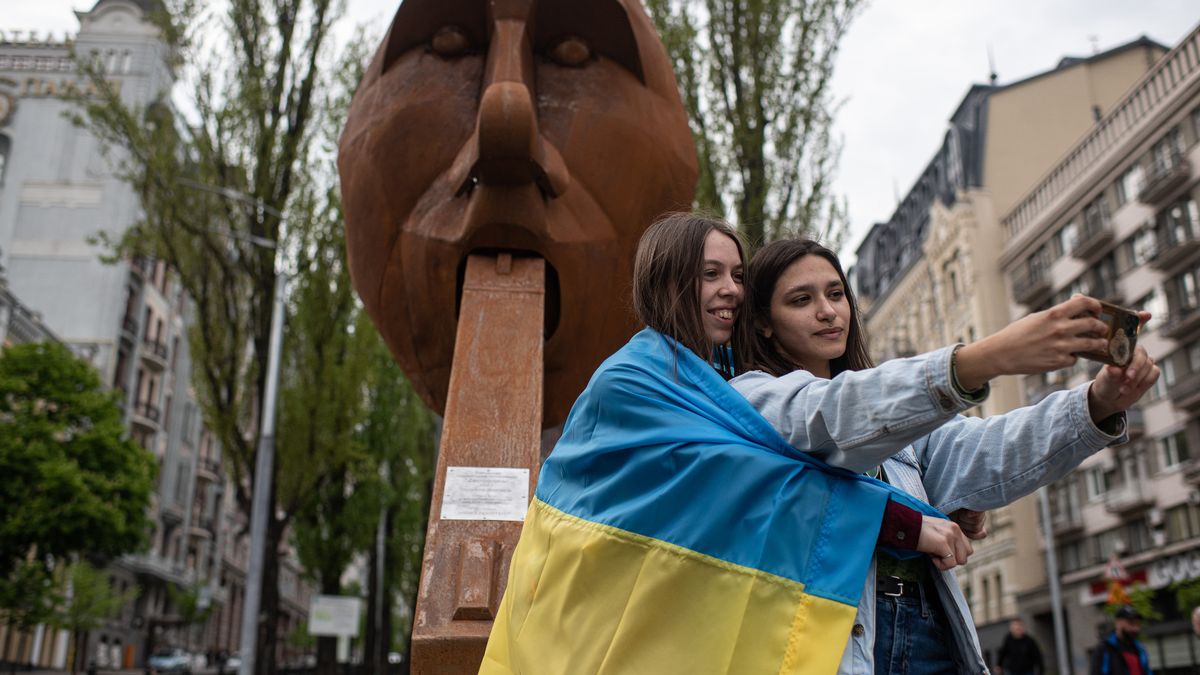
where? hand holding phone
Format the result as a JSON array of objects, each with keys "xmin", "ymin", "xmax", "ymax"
[{"xmin": 1074, "ymin": 301, "xmax": 1141, "ymax": 367}]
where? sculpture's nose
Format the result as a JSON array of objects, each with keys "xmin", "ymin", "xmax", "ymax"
[{"xmin": 469, "ymin": 18, "xmax": 568, "ymax": 197}]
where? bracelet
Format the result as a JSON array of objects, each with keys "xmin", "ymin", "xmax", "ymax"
[{"xmin": 950, "ymin": 344, "xmax": 985, "ymax": 397}]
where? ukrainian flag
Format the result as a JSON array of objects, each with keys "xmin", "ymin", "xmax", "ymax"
[{"xmin": 481, "ymin": 329, "xmax": 943, "ymax": 675}]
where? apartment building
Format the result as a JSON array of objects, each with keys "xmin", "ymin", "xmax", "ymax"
[
  {"xmin": 999, "ymin": 22, "xmax": 1200, "ymax": 675},
  {"xmin": 0, "ymin": 0, "xmax": 310, "ymax": 669},
  {"xmin": 853, "ymin": 37, "xmax": 1168, "ymax": 667}
]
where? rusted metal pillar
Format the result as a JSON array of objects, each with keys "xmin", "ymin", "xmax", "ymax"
[{"xmin": 410, "ymin": 253, "xmax": 544, "ymax": 674}]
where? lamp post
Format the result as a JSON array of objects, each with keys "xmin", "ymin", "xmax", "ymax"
[{"xmin": 180, "ymin": 179, "xmax": 285, "ymax": 675}]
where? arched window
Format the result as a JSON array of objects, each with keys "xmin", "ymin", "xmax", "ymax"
[{"xmin": 0, "ymin": 134, "xmax": 10, "ymax": 185}]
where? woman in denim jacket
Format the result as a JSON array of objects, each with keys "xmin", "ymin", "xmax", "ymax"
[{"xmin": 730, "ymin": 239, "xmax": 1160, "ymax": 675}]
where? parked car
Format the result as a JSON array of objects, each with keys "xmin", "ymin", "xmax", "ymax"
[{"xmin": 147, "ymin": 648, "xmax": 192, "ymax": 674}]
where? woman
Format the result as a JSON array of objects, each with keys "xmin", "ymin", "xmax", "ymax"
[
  {"xmin": 732, "ymin": 238, "xmax": 1158, "ymax": 674},
  {"xmin": 480, "ymin": 214, "xmax": 1124, "ymax": 675}
]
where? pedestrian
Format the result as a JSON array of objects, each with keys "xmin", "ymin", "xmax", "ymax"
[
  {"xmin": 1091, "ymin": 605, "xmax": 1152, "ymax": 675},
  {"xmin": 1192, "ymin": 606, "xmax": 1200, "ymax": 637},
  {"xmin": 997, "ymin": 619, "xmax": 1043, "ymax": 675}
]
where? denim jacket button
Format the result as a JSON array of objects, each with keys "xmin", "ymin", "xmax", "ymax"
[
  {"xmin": 852, "ymin": 623, "xmax": 865, "ymax": 637},
  {"xmin": 938, "ymin": 392, "xmax": 953, "ymax": 409}
]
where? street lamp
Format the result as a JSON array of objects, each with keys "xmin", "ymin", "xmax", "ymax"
[{"xmin": 179, "ymin": 179, "xmax": 285, "ymax": 675}]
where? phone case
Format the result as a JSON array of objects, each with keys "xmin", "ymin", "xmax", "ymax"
[{"xmin": 1075, "ymin": 301, "xmax": 1140, "ymax": 367}]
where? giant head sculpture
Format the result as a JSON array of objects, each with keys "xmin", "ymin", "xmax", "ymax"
[{"xmin": 338, "ymin": 0, "xmax": 697, "ymax": 427}]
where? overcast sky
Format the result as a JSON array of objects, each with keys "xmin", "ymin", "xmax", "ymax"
[{"xmin": 6, "ymin": 1, "xmax": 1199, "ymax": 259}]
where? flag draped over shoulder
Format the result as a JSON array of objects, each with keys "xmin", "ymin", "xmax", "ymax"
[{"xmin": 480, "ymin": 329, "xmax": 945, "ymax": 675}]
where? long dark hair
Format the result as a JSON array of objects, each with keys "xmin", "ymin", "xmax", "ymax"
[
  {"xmin": 741, "ymin": 238, "xmax": 873, "ymax": 377},
  {"xmin": 632, "ymin": 212, "xmax": 753, "ymax": 379}
]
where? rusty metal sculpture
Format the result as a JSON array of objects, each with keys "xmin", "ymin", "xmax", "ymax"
[
  {"xmin": 338, "ymin": 0, "xmax": 697, "ymax": 428},
  {"xmin": 339, "ymin": 0, "xmax": 696, "ymax": 671}
]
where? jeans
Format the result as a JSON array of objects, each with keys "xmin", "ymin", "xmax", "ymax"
[{"xmin": 873, "ymin": 582, "xmax": 960, "ymax": 675}]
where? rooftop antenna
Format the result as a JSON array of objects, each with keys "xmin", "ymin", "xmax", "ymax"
[
  {"xmin": 1088, "ymin": 34, "xmax": 1100, "ymax": 54},
  {"xmin": 987, "ymin": 44, "xmax": 998, "ymax": 85}
]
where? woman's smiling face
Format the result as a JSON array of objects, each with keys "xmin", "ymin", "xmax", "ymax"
[
  {"xmin": 763, "ymin": 254, "xmax": 850, "ymax": 377},
  {"xmin": 698, "ymin": 230, "xmax": 745, "ymax": 346}
]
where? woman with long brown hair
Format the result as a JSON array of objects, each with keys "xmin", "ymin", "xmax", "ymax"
[{"xmin": 733, "ymin": 238, "xmax": 1158, "ymax": 674}]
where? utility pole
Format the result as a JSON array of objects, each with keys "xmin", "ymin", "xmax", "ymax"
[
  {"xmin": 238, "ymin": 275, "xmax": 285, "ymax": 675},
  {"xmin": 1038, "ymin": 486, "xmax": 1072, "ymax": 675}
]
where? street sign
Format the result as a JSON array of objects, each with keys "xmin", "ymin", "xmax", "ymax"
[
  {"xmin": 308, "ymin": 595, "xmax": 362, "ymax": 637},
  {"xmin": 1104, "ymin": 553, "xmax": 1130, "ymax": 582}
]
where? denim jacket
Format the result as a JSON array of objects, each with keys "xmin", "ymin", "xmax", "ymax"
[{"xmin": 730, "ymin": 346, "xmax": 1126, "ymax": 675}]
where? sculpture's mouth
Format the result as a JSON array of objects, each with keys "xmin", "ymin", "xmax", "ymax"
[{"xmin": 456, "ymin": 248, "xmax": 561, "ymax": 341}]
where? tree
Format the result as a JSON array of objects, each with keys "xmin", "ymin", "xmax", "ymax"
[
  {"xmin": 646, "ymin": 0, "xmax": 863, "ymax": 247},
  {"xmin": 54, "ymin": 561, "xmax": 139, "ymax": 675},
  {"xmin": 359, "ymin": 338, "xmax": 437, "ymax": 671},
  {"xmin": 0, "ymin": 560, "xmax": 58, "ymax": 675},
  {"xmin": 72, "ymin": 0, "xmax": 349, "ymax": 672},
  {"xmin": 0, "ymin": 341, "xmax": 155, "ymax": 580},
  {"xmin": 166, "ymin": 582, "xmax": 214, "ymax": 657}
]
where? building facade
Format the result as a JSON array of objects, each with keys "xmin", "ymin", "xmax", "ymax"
[
  {"xmin": 853, "ymin": 37, "xmax": 1169, "ymax": 668},
  {"xmin": 0, "ymin": 0, "xmax": 310, "ymax": 669},
  {"xmin": 1000, "ymin": 22, "xmax": 1200, "ymax": 675}
]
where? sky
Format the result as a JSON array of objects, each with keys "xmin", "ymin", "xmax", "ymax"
[{"xmin": 5, "ymin": 0, "xmax": 1199, "ymax": 260}]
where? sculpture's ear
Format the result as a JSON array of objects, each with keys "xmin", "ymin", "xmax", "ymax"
[{"xmin": 380, "ymin": 0, "xmax": 490, "ymax": 75}]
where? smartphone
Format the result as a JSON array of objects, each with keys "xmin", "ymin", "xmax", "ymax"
[{"xmin": 1075, "ymin": 301, "xmax": 1141, "ymax": 367}]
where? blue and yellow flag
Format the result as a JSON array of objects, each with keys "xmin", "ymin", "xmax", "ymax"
[{"xmin": 481, "ymin": 329, "xmax": 944, "ymax": 675}]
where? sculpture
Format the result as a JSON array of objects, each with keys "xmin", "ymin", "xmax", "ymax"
[{"xmin": 338, "ymin": 0, "xmax": 698, "ymax": 427}]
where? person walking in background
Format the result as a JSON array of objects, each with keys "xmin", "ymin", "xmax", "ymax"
[
  {"xmin": 996, "ymin": 619, "xmax": 1043, "ymax": 675},
  {"xmin": 1091, "ymin": 606, "xmax": 1152, "ymax": 675},
  {"xmin": 1191, "ymin": 606, "xmax": 1200, "ymax": 637}
]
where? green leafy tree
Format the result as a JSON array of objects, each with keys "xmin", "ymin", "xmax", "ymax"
[
  {"xmin": 54, "ymin": 561, "xmax": 139, "ymax": 675},
  {"xmin": 359, "ymin": 338, "xmax": 437, "ymax": 670},
  {"xmin": 1103, "ymin": 583, "xmax": 1162, "ymax": 622},
  {"xmin": 166, "ymin": 582, "xmax": 214, "ymax": 656},
  {"xmin": 72, "ymin": 0, "xmax": 353, "ymax": 671},
  {"xmin": 0, "ymin": 340, "xmax": 155, "ymax": 579},
  {"xmin": 646, "ymin": 0, "xmax": 863, "ymax": 246},
  {"xmin": 0, "ymin": 560, "xmax": 58, "ymax": 675}
]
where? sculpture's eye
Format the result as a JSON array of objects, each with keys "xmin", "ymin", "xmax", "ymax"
[
  {"xmin": 548, "ymin": 37, "xmax": 591, "ymax": 67},
  {"xmin": 431, "ymin": 26, "xmax": 471, "ymax": 57}
]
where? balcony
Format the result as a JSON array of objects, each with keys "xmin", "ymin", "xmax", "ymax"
[
  {"xmin": 1125, "ymin": 408, "xmax": 1145, "ymax": 439},
  {"xmin": 131, "ymin": 400, "xmax": 161, "ymax": 430},
  {"xmin": 141, "ymin": 338, "xmax": 168, "ymax": 370},
  {"xmin": 1012, "ymin": 262, "xmax": 1053, "ymax": 307},
  {"xmin": 129, "ymin": 256, "xmax": 152, "ymax": 281},
  {"xmin": 1104, "ymin": 482, "xmax": 1156, "ymax": 515},
  {"xmin": 197, "ymin": 458, "xmax": 221, "ymax": 482},
  {"xmin": 1150, "ymin": 226, "xmax": 1200, "ymax": 273},
  {"xmin": 1080, "ymin": 272, "xmax": 1123, "ymax": 305},
  {"xmin": 1169, "ymin": 370, "xmax": 1200, "ymax": 413},
  {"xmin": 1051, "ymin": 510, "xmax": 1085, "ymax": 537},
  {"xmin": 1073, "ymin": 204, "xmax": 1115, "ymax": 261},
  {"xmin": 1138, "ymin": 151, "xmax": 1192, "ymax": 206},
  {"xmin": 1181, "ymin": 458, "xmax": 1200, "ymax": 485},
  {"xmin": 120, "ymin": 314, "xmax": 138, "ymax": 343},
  {"xmin": 1164, "ymin": 303, "xmax": 1200, "ymax": 341}
]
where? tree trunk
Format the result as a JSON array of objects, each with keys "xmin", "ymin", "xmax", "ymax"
[
  {"xmin": 315, "ymin": 576, "xmax": 339, "ymax": 675},
  {"xmin": 5, "ymin": 625, "xmax": 15, "ymax": 675}
]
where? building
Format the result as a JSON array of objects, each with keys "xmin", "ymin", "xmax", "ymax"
[
  {"xmin": 999, "ymin": 22, "xmax": 1200, "ymax": 674},
  {"xmin": 0, "ymin": 0, "xmax": 310, "ymax": 669},
  {"xmin": 852, "ymin": 36, "xmax": 1169, "ymax": 668}
]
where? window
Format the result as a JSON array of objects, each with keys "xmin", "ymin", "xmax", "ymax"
[
  {"xmin": 1151, "ymin": 128, "xmax": 1185, "ymax": 170},
  {"xmin": 1126, "ymin": 225, "xmax": 1158, "ymax": 270},
  {"xmin": 1056, "ymin": 221, "xmax": 1079, "ymax": 256},
  {"xmin": 1177, "ymin": 267, "xmax": 1200, "ymax": 310},
  {"xmin": 1116, "ymin": 164, "xmax": 1144, "ymax": 206},
  {"xmin": 0, "ymin": 134, "xmax": 9, "ymax": 185},
  {"xmin": 1132, "ymin": 288, "xmax": 1167, "ymax": 329},
  {"xmin": 1160, "ymin": 430, "xmax": 1190, "ymax": 468},
  {"xmin": 1086, "ymin": 465, "xmax": 1112, "ymax": 499},
  {"xmin": 1163, "ymin": 356, "xmax": 1177, "ymax": 387}
]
